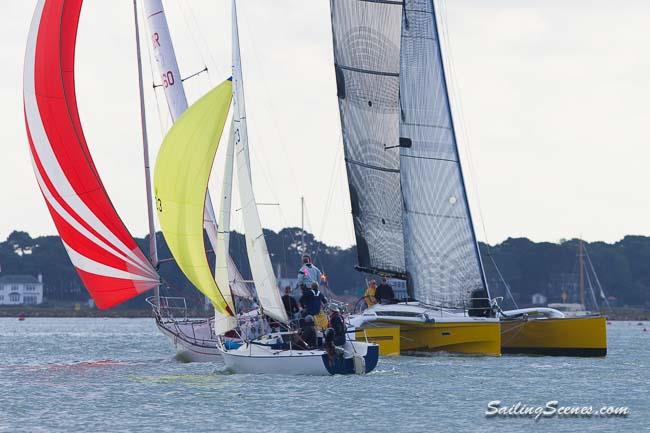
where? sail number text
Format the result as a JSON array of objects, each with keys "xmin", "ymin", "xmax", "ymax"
[{"xmin": 161, "ymin": 71, "xmax": 175, "ymax": 88}]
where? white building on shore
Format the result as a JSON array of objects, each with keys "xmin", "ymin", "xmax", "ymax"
[{"xmin": 0, "ymin": 274, "xmax": 44, "ymax": 305}]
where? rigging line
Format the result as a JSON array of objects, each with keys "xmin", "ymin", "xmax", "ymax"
[
  {"xmin": 173, "ymin": 0, "xmax": 210, "ymax": 75},
  {"xmin": 318, "ymin": 135, "xmax": 344, "ymax": 242},
  {"xmin": 238, "ymin": 6, "xmax": 303, "ymax": 202},
  {"xmin": 178, "ymin": 0, "xmax": 224, "ymax": 79},
  {"xmin": 438, "ymin": 0, "xmax": 496, "ymax": 266}
]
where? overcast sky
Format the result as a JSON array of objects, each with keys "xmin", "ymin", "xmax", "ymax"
[{"xmin": 2, "ymin": 0, "xmax": 649, "ymax": 248}]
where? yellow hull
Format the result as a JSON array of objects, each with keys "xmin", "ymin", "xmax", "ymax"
[
  {"xmin": 500, "ymin": 315, "xmax": 607, "ymax": 357},
  {"xmin": 356, "ymin": 321, "xmax": 501, "ymax": 356}
]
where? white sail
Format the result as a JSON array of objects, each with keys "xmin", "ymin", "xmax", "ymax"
[
  {"xmin": 143, "ymin": 0, "xmax": 188, "ymax": 120},
  {"xmin": 232, "ymin": 0, "xmax": 288, "ymax": 324},
  {"xmin": 143, "ymin": 0, "xmax": 238, "ymax": 330},
  {"xmin": 216, "ymin": 122, "xmax": 236, "ymax": 302}
]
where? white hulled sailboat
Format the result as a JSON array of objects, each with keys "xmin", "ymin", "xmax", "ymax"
[{"xmin": 152, "ymin": 0, "xmax": 379, "ymax": 375}]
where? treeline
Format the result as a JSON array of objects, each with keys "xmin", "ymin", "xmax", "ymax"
[{"xmin": 1, "ymin": 230, "xmax": 648, "ymax": 309}]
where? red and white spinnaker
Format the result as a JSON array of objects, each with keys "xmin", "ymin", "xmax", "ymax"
[{"xmin": 23, "ymin": 0, "xmax": 158, "ymax": 309}]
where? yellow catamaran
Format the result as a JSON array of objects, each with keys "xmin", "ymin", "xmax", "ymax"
[{"xmin": 331, "ymin": 0, "xmax": 500, "ymax": 356}]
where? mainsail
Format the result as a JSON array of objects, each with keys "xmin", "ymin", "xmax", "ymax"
[
  {"xmin": 399, "ymin": 0, "xmax": 487, "ymax": 306},
  {"xmin": 232, "ymin": 1, "xmax": 288, "ymax": 324},
  {"xmin": 330, "ymin": 0, "xmax": 488, "ymax": 306},
  {"xmin": 330, "ymin": 0, "xmax": 406, "ymax": 276},
  {"xmin": 23, "ymin": 0, "xmax": 159, "ymax": 309},
  {"xmin": 153, "ymin": 80, "xmax": 234, "ymax": 316}
]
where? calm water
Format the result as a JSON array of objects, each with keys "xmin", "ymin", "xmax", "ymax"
[{"xmin": 0, "ymin": 318, "xmax": 647, "ymax": 433}]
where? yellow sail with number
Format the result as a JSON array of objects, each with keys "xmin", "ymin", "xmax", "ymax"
[{"xmin": 154, "ymin": 79, "xmax": 233, "ymax": 316}]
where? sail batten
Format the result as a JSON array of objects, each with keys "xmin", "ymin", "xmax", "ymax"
[{"xmin": 23, "ymin": 0, "xmax": 158, "ymax": 309}]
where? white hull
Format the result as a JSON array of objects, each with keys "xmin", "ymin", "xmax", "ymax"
[
  {"xmin": 217, "ymin": 334, "xmax": 380, "ymax": 375},
  {"xmin": 350, "ymin": 302, "xmax": 499, "ymax": 328},
  {"xmin": 156, "ymin": 318, "xmax": 222, "ymax": 363},
  {"xmin": 220, "ymin": 345, "xmax": 330, "ymax": 375}
]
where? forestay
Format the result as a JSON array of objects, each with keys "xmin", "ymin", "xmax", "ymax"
[
  {"xmin": 330, "ymin": 0, "xmax": 406, "ymax": 276},
  {"xmin": 231, "ymin": 1, "xmax": 288, "ymax": 324},
  {"xmin": 23, "ymin": 0, "xmax": 159, "ymax": 309},
  {"xmin": 399, "ymin": 0, "xmax": 487, "ymax": 306}
]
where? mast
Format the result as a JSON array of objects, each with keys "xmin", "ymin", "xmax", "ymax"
[
  {"xmin": 232, "ymin": 0, "xmax": 288, "ymax": 324},
  {"xmin": 301, "ymin": 196, "xmax": 305, "ymax": 255},
  {"xmin": 579, "ymin": 240, "xmax": 585, "ymax": 307},
  {"xmin": 133, "ymin": 0, "xmax": 160, "ymax": 305}
]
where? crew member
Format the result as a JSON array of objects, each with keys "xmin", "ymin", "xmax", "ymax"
[
  {"xmin": 297, "ymin": 254, "xmax": 322, "ymax": 290},
  {"xmin": 282, "ymin": 286, "xmax": 299, "ymax": 320},
  {"xmin": 328, "ymin": 307, "xmax": 347, "ymax": 346},
  {"xmin": 375, "ymin": 278, "xmax": 395, "ymax": 304},
  {"xmin": 364, "ymin": 279, "xmax": 378, "ymax": 307},
  {"xmin": 300, "ymin": 282, "xmax": 328, "ymax": 329}
]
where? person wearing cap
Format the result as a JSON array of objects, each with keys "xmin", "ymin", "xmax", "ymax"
[
  {"xmin": 375, "ymin": 277, "xmax": 395, "ymax": 304},
  {"xmin": 297, "ymin": 254, "xmax": 322, "ymax": 290}
]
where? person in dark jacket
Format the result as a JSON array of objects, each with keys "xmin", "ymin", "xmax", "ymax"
[
  {"xmin": 328, "ymin": 308, "xmax": 347, "ymax": 346},
  {"xmin": 299, "ymin": 282, "xmax": 327, "ymax": 316},
  {"xmin": 282, "ymin": 286, "xmax": 299, "ymax": 319},
  {"xmin": 375, "ymin": 278, "xmax": 395, "ymax": 304},
  {"xmin": 295, "ymin": 315, "xmax": 317, "ymax": 349}
]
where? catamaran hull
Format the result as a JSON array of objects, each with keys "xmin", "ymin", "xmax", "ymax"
[
  {"xmin": 358, "ymin": 321, "xmax": 501, "ymax": 356},
  {"xmin": 351, "ymin": 303, "xmax": 501, "ymax": 356},
  {"xmin": 218, "ymin": 341, "xmax": 379, "ymax": 375},
  {"xmin": 500, "ymin": 315, "xmax": 607, "ymax": 357}
]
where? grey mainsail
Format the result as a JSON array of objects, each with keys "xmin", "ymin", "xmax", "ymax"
[
  {"xmin": 330, "ymin": 0, "xmax": 406, "ymax": 276},
  {"xmin": 398, "ymin": 0, "xmax": 487, "ymax": 306},
  {"xmin": 330, "ymin": 0, "xmax": 488, "ymax": 307}
]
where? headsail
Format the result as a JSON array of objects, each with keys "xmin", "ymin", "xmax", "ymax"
[
  {"xmin": 153, "ymin": 80, "xmax": 234, "ymax": 316},
  {"xmin": 232, "ymin": 1, "xmax": 288, "ymax": 324},
  {"xmin": 23, "ymin": 0, "xmax": 158, "ymax": 309},
  {"xmin": 399, "ymin": 0, "xmax": 487, "ymax": 306},
  {"xmin": 329, "ymin": 0, "xmax": 406, "ymax": 277}
]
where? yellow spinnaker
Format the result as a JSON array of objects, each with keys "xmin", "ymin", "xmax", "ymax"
[{"xmin": 154, "ymin": 79, "xmax": 233, "ymax": 316}]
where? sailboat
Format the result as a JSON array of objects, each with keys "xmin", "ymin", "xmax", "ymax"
[
  {"xmin": 22, "ymin": 0, "xmax": 250, "ymax": 363},
  {"xmin": 23, "ymin": 0, "xmax": 161, "ymax": 312},
  {"xmin": 154, "ymin": 0, "xmax": 379, "ymax": 375},
  {"xmin": 139, "ymin": 0, "xmax": 256, "ymax": 362},
  {"xmin": 499, "ymin": 240, "xmax": 607, "ymax": 356},
  {"xmin": 331, "ymin": 0, "xmax": 500, "ymax": 356}
]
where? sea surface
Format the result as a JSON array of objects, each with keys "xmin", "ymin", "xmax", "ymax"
[{"xmin": 0, "ymin": 318, "xmax": 647, "ymax": 433}]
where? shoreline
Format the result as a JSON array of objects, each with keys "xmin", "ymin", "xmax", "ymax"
[{"xmin": 1, "ymin": 306, "xmax": 649, "ymax": 321}]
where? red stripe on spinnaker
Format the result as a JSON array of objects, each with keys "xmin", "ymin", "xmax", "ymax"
[{"xmin": 24, "ymin": 0, "xmax": 158, "ymax": 309}]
